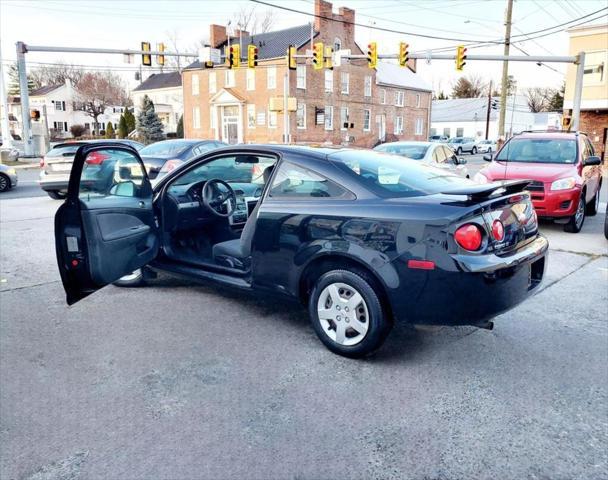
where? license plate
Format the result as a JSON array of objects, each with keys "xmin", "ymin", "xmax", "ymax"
[{"xmin": 52, "ymin": 163, "xmax": 73, "ymax": 172}]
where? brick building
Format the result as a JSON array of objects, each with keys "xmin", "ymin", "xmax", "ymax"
[{"xmin": 182, "ymin": 0, "xmax": 432, "ymax": 147}]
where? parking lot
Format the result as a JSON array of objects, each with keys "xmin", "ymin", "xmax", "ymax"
[{"xmin": 1, "ymin": 172, "xmax": 607, "ymax": 479}]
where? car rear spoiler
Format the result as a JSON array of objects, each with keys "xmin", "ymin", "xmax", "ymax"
[{"xmin": 442, "ymin": 179, "xmax": 531, "ymax": 201}]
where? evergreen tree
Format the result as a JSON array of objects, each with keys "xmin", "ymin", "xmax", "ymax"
[
  {"xmin": 105, "ymin": 122, "xmax": 115, "ymax": 139},
  {"xmin": 548, "ymin": 83, "xmax": 565, "ymax": 112},
  {"xmin": 136, "ymin": 95, "xmax": 165, "ymax": 144},
  {"xmin": 8, "ymin": 63, "xmax": 36, "ymax": 96},
  {"xmin": 117, "ymin": 114, "xmax": 128, "ymax": 138},
  {"xmin": 176, "ymin": 114, "xmax": 184, "ymax": 138},
  {"xmin": 124, "ymin": 108, "xmax": 136, "ymax": 133}
]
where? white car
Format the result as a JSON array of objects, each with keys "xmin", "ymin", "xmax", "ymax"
[
  {"xmin": 476, "ymin": 139, "xmax": 497, "ymax": 154},
  {"xmin": 373, "ymin": 141, "xmax": 469, "ymax": 178}
]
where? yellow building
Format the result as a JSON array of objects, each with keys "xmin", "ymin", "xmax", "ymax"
[{"xmin": 564, "ymin": 23, "xmax": 607, "ymax": 161}]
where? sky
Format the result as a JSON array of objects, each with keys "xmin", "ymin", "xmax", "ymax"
[{"xmin": 1, "ymin": 0, "xmax": 607, "ymax": 94}]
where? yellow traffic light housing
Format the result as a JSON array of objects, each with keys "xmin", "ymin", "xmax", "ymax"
[
  {"xmin": 324, "ymin": 46, "xmax": 333, "ymax": 70},
  {"xmin": 398, "ymin": 42, "xmax": 409, "ymax": 67},
  {"xmin": 141, "ymin": 41, "xmax": 151, "ymax": 66},
  {"xmin": 312, "ymin": 42, "xmax": 324, "ymax": 70},
  {"xmin": 367, "ymin": 42, "xmax": 377, "ymax": 69},
  {"xmin": 227, "ymin": 44, "xmax": 240, "ymax": 69},
  {"xmin": 456, "ymin": 45, "xmax": 467, "ymax": 71},
  {"xmin": 287, "ymin": 45, "xmax": 297, "ymax": 70},
  {"xmin": 157, "ymin": 43, "xmax": 165, "ymax": 66},
  {"xmin": 248, "ymin": 44, "xmax": 259, "ymax": 68}
]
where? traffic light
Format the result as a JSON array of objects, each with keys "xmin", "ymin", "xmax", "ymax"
[
  {"xmin": 287, "ymin": 45, "xmax": 296, "ymax": 70},
  {"xmin": 491, "ymin": 99, "xmax": 499, "ymax": 110},
  {"xmin": 248, "ymin": 44, "xmax": 259, "ymax": 68},
  {"xmin": 30, "ymin": 109, "xmax": 40, "ymax": 120},
  {"xmin": 227, "ymin": 44, "xmax": 240, "ymax": 69},
  {"xmin": 324, "ymin": 46, "xmax": 333, "ymax": 70},
  {"xmin": 157, "ymin": 43, "xmax": 165, "ymax": 66},
  {"xmin": 312, "ymin": 42, "xmax": 324, "ymax": 70},
  {"xmin": 456, "ymin": 45, "xmax": 467, "ymax": 71},
  {"xmin": 398, "ymin": 42, "xmax": 409, "ymax": 67},
  {"xmin": 367, "ymin": 42, "xmax": 377, "ymax": 69},
  {"xmin": 141, "ymin": 41, "xmax": 151, "ymax": 66}
]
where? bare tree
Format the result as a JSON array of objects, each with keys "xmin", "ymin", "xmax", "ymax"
[
  {"xmin": 233, "ymin": 6, "xmax": 275, "ymax": 35},
  {"xmin": 524, "ymin": 87, "xmax": 556, "ymax": 113},
  {"xmin": 451, "ymin": 75, "xmax": 486, "ymax": 98},
  {"xmin": 29, "ymin": 62, "xmax": 85, "ymax": 89},
  {"xmin": 73, "ymin": 71, "xmax": 129, "ymax": 135}
]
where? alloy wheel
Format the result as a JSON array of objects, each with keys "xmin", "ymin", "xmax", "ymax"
[
  {"xmin": 316, "ymin": 282, "xmax": 369, "ymax": 346},
  {"xmin": 0, "ymin": 174, "xmax": 8, "ymax": 192},
  {"xmin": 575, "ymin": 196, "xmax": 585, "ymax": 230}
]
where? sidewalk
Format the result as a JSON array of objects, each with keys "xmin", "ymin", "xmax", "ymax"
[{"xmin": 2, "ymin": 158, "xmax": 41, "ymax": 170}]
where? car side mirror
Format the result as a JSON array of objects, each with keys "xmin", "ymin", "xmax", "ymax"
[
  {"xmin": 483, "ymin": 153, "xmax": 493, "ymax": 162},
  {"xmin": 584, "ymin": 155, "xmax": 601, "ymax": 166}
]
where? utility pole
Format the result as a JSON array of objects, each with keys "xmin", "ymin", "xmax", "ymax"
[
  {"xmin": 498, "ymin": 0, "xmax": 513, "ymax": 141},
  {"xmin": 283, "ymin": 71, "xmax": 289, "ymax": 144},
  {"xmin": 16, "ymin": 41, "xmax": 33, "ymax": 157},
  {"xmin": 485, "ymin": 80, "xmax": 492, "ymax": 140},
  {"xmin": 0, "ymin": 36, "xmax": 13, "ymax": 150}
]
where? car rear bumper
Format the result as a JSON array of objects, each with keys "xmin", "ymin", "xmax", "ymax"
[
  {"xmin": 38, "ymin": 172, "xmax": 69, "ymax": 192},
  {"xmin": 390, "ymin": 235, "xmax": 549, "ymax": 326},
  {"xmin": 530, "ymin": 187, "xmax": 580, "ymax": 218}
]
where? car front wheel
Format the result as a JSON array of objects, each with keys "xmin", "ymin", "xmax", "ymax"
[
  {"xmin": 471, "ymin": 147, "xmax": 477, "ymax": 154},
  {"xmin": 47, "ymin": 190, "xmax": 66, "ymax": 200},
  {"xmin": 456, "ymin": 147, "xmax": 462, "ymax": 155},
  {"xmin": 309, "ymin": 269, "xmax": 391, "ymax": 358},
  {"xmin": 0, "ymin": 173, "xmax": 11, "ymax": 192},
  {"xmin": 564, "ymin": 195, "xmax": 586, "ymax": 233}
]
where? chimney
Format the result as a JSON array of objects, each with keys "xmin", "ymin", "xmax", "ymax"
[
  {"xmin": 338, "ymin": 6, "xmax": 355, "ymax": 39},
  {"xmin": 210, "ymin": 24, "xmax": 227, "ymax": 48},
  {"xmin": 314, "ymin": 0, "xmax": 333, "ymax": 32}
]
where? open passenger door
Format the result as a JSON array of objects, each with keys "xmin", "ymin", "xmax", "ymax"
[{"xmin": 55, "ymin": 144, "xmax": 159, "ymax": 305}]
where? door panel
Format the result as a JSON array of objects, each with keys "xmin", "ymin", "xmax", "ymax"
[{"xmin": 55, "ymin": 144, "xmax": 159, "ymax": 304}]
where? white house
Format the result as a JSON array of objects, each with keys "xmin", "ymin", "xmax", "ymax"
[
  {"xmin": 431, "ymin": 95, "xmax": 534, "ymax": 140},
  {"xmin": 131, "ymin": 72, "xmax": 183, "ymax": 135}
]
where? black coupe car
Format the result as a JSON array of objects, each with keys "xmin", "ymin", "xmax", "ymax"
[{"xmin": 55, "ymin": 143, "xmax": 548, "ymax": 358}]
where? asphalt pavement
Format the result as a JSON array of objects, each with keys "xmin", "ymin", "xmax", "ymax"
[{"xmin": 0, "ymin": 178, "xmax": 607, "ymax": 479}]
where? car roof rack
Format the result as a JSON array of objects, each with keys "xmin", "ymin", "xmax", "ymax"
[{"xmin": 517, "ymin": 129, "xmax": 587, "ymax": 136}]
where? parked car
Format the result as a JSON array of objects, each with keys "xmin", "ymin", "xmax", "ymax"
[
  {"xmin": 54, "ymin": 143, "xmax": 548, "ymax": 358},
  {"xmin": 476, "ymin": 139, "xmax": 497, "ymax": 154},
  {"xmin": 139, "ymin": 139, "xmax": 226, "ymax": 180},
  {"xmin": 0, "ymin": 164, "xmax": 18, "ymax": 192},
  {"xmin": 475, "ymin": 131, "xmax": 603, "ymax": 233},
  {"xmin": 373, "ymin": 141, "xmax": 469, "ymax": 178},
  {"xmin": 448, "ymin": 137, "xmax": 477, "ymax": 155},
  {"xmin": 39, "ymin": 139, "xmax": 144, "ymax": 199},
  {"xmin": 429, "ymin": 135, "xmax": 449, "ymax": 143}
]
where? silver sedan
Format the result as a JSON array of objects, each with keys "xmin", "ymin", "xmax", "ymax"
[{"xmin": 0, "ymin": 164, "xmax": 18, "ymax": 192}]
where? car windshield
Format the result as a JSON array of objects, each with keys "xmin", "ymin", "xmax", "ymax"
[
  {"xmin": 47, "ymin": 144, "xmax": 81, "ymax": 157},
  {"xmin": 139, "ymin": 141, "xmax": 193, "ymax": 156},
  {"xmin": 450, "ymin": 138, "xmax": 463, "ymax": 143},
  {"xmin": 330, "ymin": 150, "xmax": 472, "ymax": 198},
  {"xmin": 495, "ymin": 138, "xmax": 577, "ymax": 164},
  {"xmin": 374, "ymin": 144, "xmax": 428, "ymax": 160}
]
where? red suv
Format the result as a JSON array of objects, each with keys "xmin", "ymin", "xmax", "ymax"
[{"xmin": 475, "ymin": 131, "xmax": 603, "ymax": 233}]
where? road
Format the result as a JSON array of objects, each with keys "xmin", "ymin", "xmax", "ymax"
[
  {"xmin": 0, "ymin": 179, "xmax": 607, "ymax": 479},
  {"xmin": 2, "ymin": 168, "xmax": 47, "ymax": 200}
]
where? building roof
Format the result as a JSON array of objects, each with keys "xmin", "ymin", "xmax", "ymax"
[
  {"xmin": 185, "ymin": 24, "xmax": 315, "ymax": 69},
  {"xmin": 133, "ymin": 71, "xmax": 182, "ymax": 92},
  {"xmin": 375, "ymin": 62, "xmax": 432, "ymax": 92},
  {"xmin": 30, "ymin": 84, "xmax": 62, "ymax": 97}
]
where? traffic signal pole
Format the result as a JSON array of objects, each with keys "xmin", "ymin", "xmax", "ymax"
[
  {"xmin": 485, "ymin": 80, "xmax": 492, "ymax": 140},
  {"xmin": 498, "ymin": 0, "xmax": 513, "ymax": 141}
]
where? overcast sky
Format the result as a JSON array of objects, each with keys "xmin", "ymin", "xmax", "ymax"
[{"xmin": 1, "ymin": 0, "xmax": 606, "ymax": 94}]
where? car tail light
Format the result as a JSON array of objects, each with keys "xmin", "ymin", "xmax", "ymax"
[
  {"xmin": 86, "ymin": 151, "xmax": 110, "ymax": 165},
  {"xmin": 454, "ymin": 224, "xmax": 483, "ymax": 251},
  {"xmin": 40, "ymin": 157, "xmax": 46, "ymax": 168},
  {"xmin": 491, "ymin": 220, "xmax": 504, "ymax": 241},
  {"xmin": 159, "ymin": 159, "xmax": 183, "ymax": 173}
]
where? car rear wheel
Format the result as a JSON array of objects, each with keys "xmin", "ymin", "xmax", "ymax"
[
  {"xmin": 113, "ymin": 268, "xmax": 146, "ymax": 287},
  {"xmin": 456, "ymin": 147, "xmax": 462, "ymax": 155},
  {"xmin": 471, "ymin": 146, "xmax": 477, "ymax": 154},
  {"xmin": 0, "ymin": 173, "xmax": 10, "ymax": 192},
  {"xmin": 309, "ymin": 269, "xmax": 391, "ymax": 358},
  {"xmin": 47, "ymin": 190, "xmax": 66, "ymax": 200},
  {"xmin": 586, "ymin": 185, "xmax": 601, "ymax": 216},
  {"xmin": 487, "ymin": 147, "xmax": 492, "ymax": 153},
  {"xmin": 564, "ymin": 195, "xmax": 586, "ymax": 233}
]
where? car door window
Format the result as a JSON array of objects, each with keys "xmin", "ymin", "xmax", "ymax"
[
  {"xmin": 269, "ymin": 162, "xmax": 352, "ymax": 199},
  {"xmin": 79, "ymin": 148, "xmax": 148, "ymax": 200}
]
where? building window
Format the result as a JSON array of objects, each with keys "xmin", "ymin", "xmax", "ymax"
[
  {"xmin": 456, "ymin": 127, "xmax": 464, "ymax": 137},
  {"xmin": 267, "ymin": 67, "xmax": 277, "ymax": 89},
  {"xmin": 246, "ymin": 70, "xmax": 255, "ymax": 91},
  {"xmin": 210, "ymin": 107, "xmax": 216, "ymax": 130},
  {"xmin": 415, "ymin": 93, "xmax": 421, "ymax": 108},
  {"xmin": 325, "ymin": 70, "xmax": 333, "ymax": 93},
  {"xmin": 340, "ymin": 106, "xmax": 349, "ymax": 130},
  {"xmin": 225, "ymin": 70, "xmax": 235, "ymax": 88},
  {"xmin": 340, "ymin": 72, "xmax": 349, "ymax": 94},
  {"xmin": 296, "ymin": 65, "xmax": 306, "ymax": 89},
  {"xmin": 363, "ymin": 109, "xmax": 371, "ymax": 131},
  {"xmin": 209, "ymin": 72, "xmax": 217, "ymax": 94},
  {"xmin": 324, "ymin": 105, "xmax": 334, "ymax": 130},
  {"xmin": 380, "ymin": 89, "xmax": 386, "ymax": 105},
  {"xmin": 443, "ymin": 128, "xmax": 451, "ymax": 137},
  {"xmin": 334, "ymin": 37, "xmax": 342, "ymax": 51},
  {"xmin": 583, "ymin": 51, "xmax": 606, "ymax": 86},
  {"xmin": 269, "ymin": 111, "xmax": 278, "ymax": 128},
  {"xmin": 296, "ymin": 102, "xmax": 306, "ymax": 129},
  {"xmin": 394, "ymin": 116, "xmax": 403, "ymax": 135},
  {"xmin": 395, "ymin": 91, "xmax": 405, "ymax": 107},
  {"xmin": 247, "ymin": 104, "xmax": 256, "ymax": 129},
  {"xmin": 364, "ymin": 76, "xmax": 372, "ymax": 97},
  {"xmin": 416, "ymin": 118, "xmax": 424, "ymax": 135},
  {"xmin": 192, "ymin": 74, "xmax": 200, "ymax": 95},
  {"xmin": 193, "ymin": 107, "xmax": 201, "ymax": 129},
  {"xmin": 54, "ymin": 101, "xmax": 66, "ymax": 111}
]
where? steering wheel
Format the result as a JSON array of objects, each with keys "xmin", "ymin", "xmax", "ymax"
[{"xmin": 202, "ymin": 179, "xmax": 236, "ymax": 218}]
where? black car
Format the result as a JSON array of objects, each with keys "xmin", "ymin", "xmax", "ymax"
[
  {"xmin": 54, "ymin": 143, "xmax": 548, "ymax": 358},
  {"xmin": 138, "ymin": 139, "xmax": 226, "ymax": 179}
]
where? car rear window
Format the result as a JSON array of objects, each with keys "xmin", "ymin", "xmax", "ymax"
[
  {"xmin": 330, "ymin": 150, "xmax": 472, "ymax": 198},
  {"xmin": 139, "ymin": 141, "xmax": 192, "ymax": 156},
  {"xmin": 496, "ymin": 138, "xmax": 577, "ymax": 164},
  {"xmin": 46, "ymin": 145, "xmax": 81, "ymax": 157},
  {"xmin": 374, "ymin": 144, "xmax": 428, "ymax": 160}
]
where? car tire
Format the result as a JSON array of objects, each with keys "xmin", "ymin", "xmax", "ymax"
[
  {"xmin": 47, "ymin": 190, "xmax": 66, "ymax": 200},
  {"xmin": 308, "ymin": 269, "xmax": 392, "ymax": 358},
  {"xmin": 0, "ymin": 173, "xmax": 11, "ymax": 192},
  {"xmin": 488, "ymin": 147, "xmax": 492, "ymax": 154},
  {"xmin": 472, "ymin": 147, "xmax": 477, "ymax": 155},
  {"xmin": 456, "ymin": 147, "xmax": 462, "ymax": 155},
  {"xmin": 586, "ymin": 184, "xmax": 601, "ymax": 216},
  {"xmin": 564, "ymin": 194, "xmax": 586, "ymax": 233},
  {"xmin": 113, "ymin": 268, "xmax": 146, "ymax": 288}
]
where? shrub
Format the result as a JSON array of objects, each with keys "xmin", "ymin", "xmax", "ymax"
[{"xmin": 70, "ymin": 124, "xmax": 86, "ymax": 138}]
